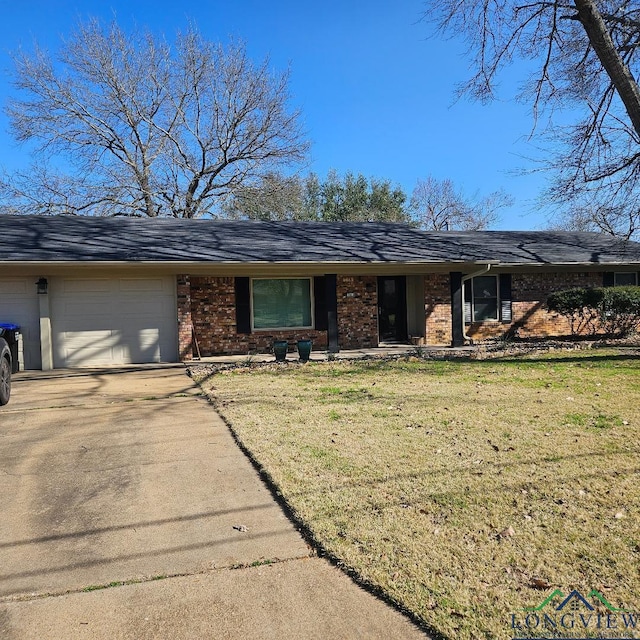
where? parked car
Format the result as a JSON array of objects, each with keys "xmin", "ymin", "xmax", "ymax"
[{"xmin": 0, "ymin": 337, "xmax": 10, "ymax": 405}]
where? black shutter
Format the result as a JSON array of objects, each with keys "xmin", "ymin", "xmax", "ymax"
[
  {"xmin": 463, "ymin": 278, "xmax": 472, "ymax": 324},
  {"xmin": 314, "ymin": 276, "xmax": 328, "ymax": 331},
  {"xmin": 499, "ymin": 274, "xmax": 512, "ymax": 323},
  {"xmin": 235, "ymin": 277, "xmax": 251, "ymax": 334},
  {"xmin": 603, "ymin": 272, "xmax": 615, "ymax": 287}
]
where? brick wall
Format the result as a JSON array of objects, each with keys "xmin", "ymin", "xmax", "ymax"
[
  {"xmin": 467, "ymin": 272, "xmax": 604, "ymax": 341},
  {"xmin": 177, "ymin": 274, "xmax": 381, "ymax": 357},
  {"xmin": 187, "ymin": 276, "xmax": 327, "ymax": 356},
  {"xmin": 424, "ymin": 273, "xmax": 452, "ymax": 346},
  {"xmin": 178, "ymin": 271, "xmax": 605, "ymax": 356},
  {"xmin": 337, "ymin": 275, "xmax": 378, "ymax": 349},
  {"xmin": 191, "ymin": 276, "xmax": 238, "ymax": 354},
  {"xmin": 177, "ymin": 275, "xmax": 193, "ymax": 360},
  {"xmin": 422, "ymin": 271, "xmax": 605, "ymax": 345}
]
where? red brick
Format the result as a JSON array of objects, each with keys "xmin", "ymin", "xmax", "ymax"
[
  {"xmin": 337, "ymin": 275, "xmax": 378, "ymax": 349},
  {"xmin": 466, "ymin": 272, "xmax": 603, "ymax": 342},
  {"xmin": 178, "ymin": 271, "xmax": 603, "ymax": 356}
]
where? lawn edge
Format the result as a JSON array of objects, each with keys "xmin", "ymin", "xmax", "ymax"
[{"xmin": 195, "ymin": 377, "xmax": 443, "ymax": 640}]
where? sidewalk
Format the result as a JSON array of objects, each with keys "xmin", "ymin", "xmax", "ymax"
[{"xmin": 188, "ymin": 343, "xmax": 474, "ymax": 366}]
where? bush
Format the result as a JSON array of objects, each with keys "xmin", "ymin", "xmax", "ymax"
[
  {"xmin": 547, "ymin": 286, "xmax": 640, "ymax": 337},
  {"xmin": 546, "ymin": 287, "xmax": 602, "ymax": 335},
  {"xmin": 601, "ymin": 286, "xmax": 640, "ymax": 336}
]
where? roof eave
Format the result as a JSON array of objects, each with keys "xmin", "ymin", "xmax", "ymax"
[{"xmin": 0, "ymin": 259, "xmax": 637, "ymax": 276}]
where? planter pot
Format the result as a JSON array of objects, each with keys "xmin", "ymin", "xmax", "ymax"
[
  {"xmin": 273, "ymin": 340, "xmax": 289, "ymax": 362},
  {"xmin": 297, "ymin": 339, "xmax": 312, "ymax": 362}
]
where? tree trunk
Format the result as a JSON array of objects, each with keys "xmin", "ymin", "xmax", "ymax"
[{"xmin": 574, "ymin": 0, "xmax": 640, "ymax": 138}]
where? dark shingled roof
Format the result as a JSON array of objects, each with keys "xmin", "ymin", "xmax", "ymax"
[{"xmin": 1, "ymin": 215, "xmax": 640, "ymax": 266}]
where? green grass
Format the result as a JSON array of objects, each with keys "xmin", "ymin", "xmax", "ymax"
[
  {"xmin": 81, "ymin": 574, "xmax": 169, "ymax": 592},
  {"xmin": 195, "ymin": 349, "xmax": 640, "ymax": 639}
]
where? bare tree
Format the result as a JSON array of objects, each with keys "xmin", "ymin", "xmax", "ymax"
[
  {"xmin": 409, "ymin": 176, "xmax": 511, "ymax": 230},
  {"xmin": 2, "ymin": 19, "xmax": 308, "ymax": 218},
  {"xmin": 426, "ymin": 0, "xmax": 640, "ymax": 238},
  {"xmin": 220, "ymin": 173, "xmax": 312, "ymax": 220},
  {"xmin": 551, "ymin": 202, "xmax": 639, "ymax": 238}
]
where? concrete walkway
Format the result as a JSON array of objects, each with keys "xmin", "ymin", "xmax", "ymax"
[
  {"xmin": 0, "ymin": 366, "xmax": 428, "ymax": 639},
  {"xmin": 188, "ymin": 343, "xmax": 474, "ymax": 366}
]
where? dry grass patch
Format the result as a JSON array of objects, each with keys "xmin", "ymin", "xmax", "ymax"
[{"xmin": 194, "ymin": 350, "xmax": 640, "ymax": 639}]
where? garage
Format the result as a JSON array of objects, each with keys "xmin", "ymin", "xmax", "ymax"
[
  {"xmin": 0, "ymin": 278, "xmax": 41, "ymax": 370},
  {"xmin": 50, "ymin": 276, "xmax": 178, "ymax": 368}
]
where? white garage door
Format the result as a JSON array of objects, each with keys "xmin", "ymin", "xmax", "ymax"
[
  {"xmin": 51, "ymin": 276, "xmax": 177, "ymax": 367},
  {"xmin": 0, "ymin": 278, "xmax": 41, "ymax": 370}
]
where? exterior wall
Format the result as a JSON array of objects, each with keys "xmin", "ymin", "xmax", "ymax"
[
  {"xmin": 185, "ymin": 276, "xmax": 326, "ymax": 357},
  {"xmin": 336, "ymin": 275, "xmax": 378, "ymax": 349},
  {"xmin": 178, "ymin": 274, "xmax": 380, "ymax": 357},
  {"xmin": 423, "ymin": 271, "xmax": 606, "ymax": 346},
  {"xmin": 467, "ymin": 272, "xmax": 603, "ymax": 341},
  {"xmin": 191, "ymin": 276, "xmax": 237, "ymax": 355},
  {"xmin": 424, "ymin": 273, "xmax": 452, "ymax": 346},
  {"xmin": 178, "ymin": 270, "xmax": 607, "ymax": 358},
  {"xmin": 177, "ymin": 275, "xmax": 193, "ymax": 360}
]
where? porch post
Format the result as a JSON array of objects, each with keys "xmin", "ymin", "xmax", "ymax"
[
  {"xmin": 326, "ymin": 274, "xmax": 339, "ymax": 353},
  {"xmin": 450, "ymin": 272, "xmax": 464, "ymax": 348},
  {"xmin": 38, "ymin": 287, "xmax": 54, "ymax": 371}
]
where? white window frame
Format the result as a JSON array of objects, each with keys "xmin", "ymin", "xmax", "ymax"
[
  {"xmin": 250, "ymin": 277, "xmax": 315, "ymax": 332},
  {"xmin": 467, "ymin": 275, "xmax": 500, "ymax": 323},
  {"xmin": 614, "ymin": 272, "xmax": 638, "ymax": 286}
]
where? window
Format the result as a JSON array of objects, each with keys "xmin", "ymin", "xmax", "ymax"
[
  {"xmin": 614, "ymin": 272, "xmax": 638, "ymax": 286},
  {"xmin": 465, "ymin": 275, "xmax": 499, "ymax": 322},
  {"xmin": 472, "ymin": 275, "xmax": 498, "ymax": 321},
  {"xmin": 251, "ymin": 278, "xmax": 313, "ymax": 330}
]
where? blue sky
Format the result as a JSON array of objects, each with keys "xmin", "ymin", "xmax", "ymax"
[{"xmin": 0, "ymin": 0, "xmax": 549, "ymax": 229}]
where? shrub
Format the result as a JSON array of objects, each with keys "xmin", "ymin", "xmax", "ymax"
[
  {"xmin": 600, "ymin": 286, "xmax": 640, "ymax": 336},
  {"xmin": 546, "ymin": 287, "xmax": 602, "ymax": 335},
  {"xmin": 547, "ymin": 286, "xmax": 640, "ymax": 337}
]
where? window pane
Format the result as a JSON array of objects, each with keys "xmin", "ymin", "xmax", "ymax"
[
  {"xmin": 472, "ymin": 275, "xmax": 498, "ymax": 322},
  {"xmin": 252, "ymin": 279, "xmax": 312, "ymax": 329},
  {"xmin": 615, "ymin": 273, "xmax": 637, "ymax": 286},
  {"xmin": 474, "ymin": 276, "xmax": 497, "ymax": 298},
  {"xmin": 474, "ymin": 299, "xmax": 498, "ymax": 322}
]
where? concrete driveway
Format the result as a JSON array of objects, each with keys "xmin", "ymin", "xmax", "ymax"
[{"xmin": 0, "ymin": 366, "xmax": 428, "ymax": 639}]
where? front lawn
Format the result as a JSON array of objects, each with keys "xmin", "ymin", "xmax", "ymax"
[{"xmin": 194, "ymin": 349, "xmax": 640, "ymax": 639}]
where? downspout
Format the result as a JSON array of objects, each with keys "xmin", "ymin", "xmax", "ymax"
[{"xmin": 461, "ymin": 264, "xmax": 492, "ymax": 343}]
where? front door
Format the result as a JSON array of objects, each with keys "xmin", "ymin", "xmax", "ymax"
[{"xmin": 377, "ymin": 276, "xmax": 408, "ymax": 342}]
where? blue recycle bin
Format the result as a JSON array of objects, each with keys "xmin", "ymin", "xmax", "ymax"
[{"xmin": 0, "ymin": 323, "xmax": 20, "ymax": 373}]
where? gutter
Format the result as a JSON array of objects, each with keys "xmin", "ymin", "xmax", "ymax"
[{"xmin": 461, "ymin": 264, "xmax": 492, "ymax": 343}]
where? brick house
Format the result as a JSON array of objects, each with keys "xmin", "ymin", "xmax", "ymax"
[{"xmin": 1, "ymin": 215, "xmax": 639, "ymax": 370}]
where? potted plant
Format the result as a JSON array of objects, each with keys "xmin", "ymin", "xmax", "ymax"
[
  {"xmin": 273, "ymin": 340, "xmax": 288, "ymax": 362},
  {"xmin": 297, "ymin": 339, "xmax": 312, "ymax": 362}
]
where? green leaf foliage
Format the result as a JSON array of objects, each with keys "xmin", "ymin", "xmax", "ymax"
[
  {"xmin": 547, "ymin": 286, "xmax": 640, "ymax": 337},
  {"xmin": 222, "ymin": 170, "xmax": 410, "ymax": 223}
]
